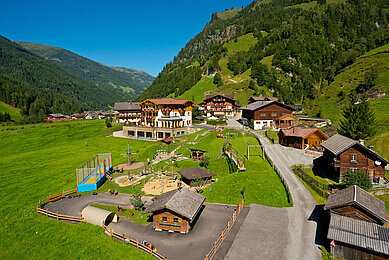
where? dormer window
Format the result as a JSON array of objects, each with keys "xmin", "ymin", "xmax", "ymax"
[{"xmin": 351, "ymin": 154, "xmax": 357, "ymax": 162}]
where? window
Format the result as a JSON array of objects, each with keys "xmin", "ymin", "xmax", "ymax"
[
  {"xmin": 351, "ymin": 154, "xmax": 357, "ymax": 162},
  {"xmin": 260, "ymin": 113, "xmax": 266, "ymax": 117},
  {"xmin": 271, "ymin": 113, "xmax": 277, "ymax": 117},
  {"xmin": 162, "ymin": 216, "xmax": 167, "ymax": 221},
  {"xmin": 173, "ymin": 218, "xmax": 178, "ymax": 222}
]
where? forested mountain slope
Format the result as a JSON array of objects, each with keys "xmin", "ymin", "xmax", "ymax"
[
  {"xmin": 17, "ymin": 41, "xmax": 155, "ymax": 100},
  {"xmin": 0, "ymin": 35, "xmax": 126, "ymax": 121},
  {"xmin": 138, "ymin": 0, "xmax": 389, "ymax": 105}
]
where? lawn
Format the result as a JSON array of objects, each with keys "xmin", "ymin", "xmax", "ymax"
[
  {"xmin": 90, "ymin": 204, "xmax": 152, "ymax": 225},
  {"xmin": 264, "ymin": 130, "xmax": 279, "ymax": 143},
  {"xmin": 0, "ymin": 120, "xmax": 290, "ymax": 258},
  {"xmin": 174, "ymin": 129, "xmax": 291, "ymax": 207},
  {"xmin": 0, "ymin": 120, "xmax": 155, "ymax": 259}
]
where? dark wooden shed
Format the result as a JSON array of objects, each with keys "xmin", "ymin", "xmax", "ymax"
[
  {"xmin": 177, "ymin": 167, "xmax": 216, "ymax": 187},
  {"xmin": 142, "ymin": 188, "xmax": 206, "ymax": 233}
]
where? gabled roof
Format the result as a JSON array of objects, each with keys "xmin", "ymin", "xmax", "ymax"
[
  {"xmin": 324, "ymin": 185, "xmax": 389, "ymax": 224},
  {"xmin": 249, "ymin": 96, "xmax": 279, "ymax": 103},
  {"xmin": 114, "ymin": 102, "xmax": 140, "ymax": 111},
  {"xmin": 48, "ymin": 113, "xmax": 66, "ymax": 118},
  {"xmin": 204, "ymin": 94, "xmax": 234, "ymax": 102},
  {"xmin": 189, "ymin": 148, "xmax": 207, "ymax": 153},
  {"xmin": 278, "ymin": 126, "xmax": 328, "ymax": 139},
  {"xmin": 327, "ymin": 214, "xmax": 389, "ymax": 256},
  {"xmin": 178, "ymin": 167, "xmax": 216, "ymax": 180},
  {"xmin": 240, "ymin": 101, "xmax": 297, "ymax": 112},
  {"xmin": 322, "ymin": 134, "xmax": 388, "ymax": 164},
  {"xmin": 277, "ymin": 114, "xmax": 298, "ymax": 121},
  {"xmin": 142, "ymin": 188, "xmax": 206, "ymax": 221},
  {"xmin": 141, "ymin": 98, "xmax": 195, "ymax": 106}
]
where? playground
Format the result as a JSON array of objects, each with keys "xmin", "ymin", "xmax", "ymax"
[
  {"xmin": 142, "ymin": 174, "xmax": 188, "ymax": 195},
  {"xmin": 77, "ymin": 153, "xmax": 112, "ymax": 192}
]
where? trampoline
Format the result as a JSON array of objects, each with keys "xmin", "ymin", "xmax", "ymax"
[{"xmin": 77, "ymin": 154, "xmax": 112, "ymax": 192}]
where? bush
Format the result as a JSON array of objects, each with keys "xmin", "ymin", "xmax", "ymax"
[
  {"xmin": 206, "ymin": 119, "xmax": 227, "ymax": 126},
  {"xmin": 342, "ymin": 169, "xmax": 372, "ymax": 190}
]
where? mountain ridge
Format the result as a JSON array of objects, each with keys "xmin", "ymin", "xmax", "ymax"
[{"xmin": 16, "ymin": 41, "xmax": 155, "ymax": 100}]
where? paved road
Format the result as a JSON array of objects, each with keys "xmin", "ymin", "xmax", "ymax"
[
  {"xmin": 44, "ymin": 193, "xmax": 154, "ymax": 217},
  {"xmin": 224, "ymin": 121, "xmax": 321, "ymax": 259}
]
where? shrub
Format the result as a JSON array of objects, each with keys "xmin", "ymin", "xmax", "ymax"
[{"xmin": 342, "ymin": 169, "xmax": 372, "ymax": 190}]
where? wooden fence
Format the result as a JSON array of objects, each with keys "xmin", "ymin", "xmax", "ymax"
[
  {"xmin": 293, "ymin": 166, "xmax": 330, "ymax": 198},
  {"xmin": 263, "ymin": 150, "xmax": 293, "ymax": 204},
  {"xmin": 204, "ymin": 200, "xmax": 244, "ymax": 260},
  {"xmin": 102, "ymin": 224, "xmax": 166, "ymax": 260},
  {"xmin": 36, "ymin": 188, "xmax": 84, "ymax": 222},
  {"xmin": 265, "ymin": 130, "xmax": 275, "ymax": 144}
]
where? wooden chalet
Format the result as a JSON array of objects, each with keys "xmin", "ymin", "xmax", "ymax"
[
  {"xmin": 278, "ymin": 126, "xmax": 328, "ymax": 149},
  {"xmin": 114, "ymin": 102, "xmax": 141, "ymax": 125},
  {"xmin": 324, "ymin": 185, "xmax": 389, "ymax": 225},
  {"xmin": 203, "ymin": 94, "xmax": 240, "ymax": 119},
  {"xmin": 325, "ymin": 185, "xmax": 389, "ymax": 259},
  {"xmin": 177, "ymin": 167, "xmax": 216, "ymax": 187},
  {"xmin": 321, "ymin": 134, "xmax": 388, "ymax": 181},
  {"xmin": 248, "ymin": 96, "xmax": 278, "ymax": 103},
  {"xmin": 189, "ymin": 148, "xmax": 207, "ymax": 161},
  {"xmin": 142, "ymin": 188, "xmax": 206, "ymax": 233},
  {"xmin": 240, "ymin": 101, "xmax": 297, "ymax": 130}
]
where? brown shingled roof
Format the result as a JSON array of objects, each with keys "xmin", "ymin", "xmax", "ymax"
[
  {"xmin": 204, "ymin": 94, "xmax": 235, "ymax": 101},
  {"xmin": 178, "ymin": 167, "xmax": 216, "ymax": 180},
  {"xmin": 278, "ymin": 126, "xmax": 327, "ymax": 139},
  {"xmin": 324, "ymin": 185, "xmax": 389, "ymax": 224},
  {"xmin": 142, "ymin": 188, "xmax": 206, "ymax": 221},
  {"xmin": 145, "ymin": 97, "xmax": 194, "ymax": 105}
]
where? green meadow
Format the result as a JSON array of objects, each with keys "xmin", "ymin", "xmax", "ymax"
[{"xmin": 0, "ymin": 120, "xmax": 289, "ymax": 258}]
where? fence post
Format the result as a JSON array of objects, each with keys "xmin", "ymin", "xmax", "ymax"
[{"xmin": 56, "ymin": 212, "xmax": 59, "ymax": 221}]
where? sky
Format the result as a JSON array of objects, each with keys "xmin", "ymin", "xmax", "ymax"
[{"xmin": 0, "ymin": 0, "xmax": 252, "ymax": 76}]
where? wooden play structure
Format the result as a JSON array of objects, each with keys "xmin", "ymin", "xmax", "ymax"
[
  {"xmin": 222, "ymin": 142, "xmax": 246, "ymax": 172},
  {"xmin": 189, "ymin": 148, "xmax": 207, "ymax": 161}
]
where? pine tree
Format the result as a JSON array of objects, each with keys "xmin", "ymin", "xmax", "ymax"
[{"xmin": 338, "ymin": 92, "xmax": 376, "ymax": 140}]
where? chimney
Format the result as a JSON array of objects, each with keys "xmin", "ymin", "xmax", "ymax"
[
  {"xmin": 367, "ymin": 145, "xmax": 374, "ymax": 151},
  {"xmin": 359, "ymin": 139, "xmax": 365, "ymax": 146}
]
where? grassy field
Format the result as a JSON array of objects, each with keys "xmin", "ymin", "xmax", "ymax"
[
  {"xmin": 0, "ymin": 101, "xmax": 22, "ymax": 122},
  {"xmin": 260, "ymin": 55, "xmax": 274, "ymax": 71},
  {"xmin": 264, "ymin": 130, "xmax": 279, "ymax": 143},
  {"xmin": 90, "ymin": 204, "xmax": 152, "ymax": 225},
  {"xmin": 174, "ymin": 129, "xmax": 291, "ymax": 207},
  {"xmin": 376, "ymin": 194, "xmax": 389, "ymax": 215},
  {"xmin": 217, "ymin": 8, "xmax": 242, "ymax": 20},
  {"xmin": 0, "ymin": 120, "xmax": 290, "ymax": 258},
  {"xmin": 224, "ymin": 33, "xmax": 258, "ymax": 56},
  {"xmin": 0, "ymin": 120, "xmax": 156, "ymax": 259},
  {"xmin": 285, "ymin": 1, "xmax": 317, "ymax": 10},
  {"xmin": 178, "ymin": 77, "xmax": 217, "ymax": 103}
]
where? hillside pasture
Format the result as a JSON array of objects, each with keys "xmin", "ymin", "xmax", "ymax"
[
  {"xmin": 0, "ymin": 120, "xmax": 155, "ymax": 259},
  {"xmin": 0, "ymin": 101, "xmax": 22, "ymax": 122}
]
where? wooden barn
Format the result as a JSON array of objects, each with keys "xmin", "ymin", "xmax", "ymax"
[
  {"xmin": 321, "ymin": 134, "xmax": 388, "ymax": 181},
  {"xmin": 177, "ymin": 167, "xmax": 216, "ymax": 187},
  {"xmin": 142, "ymin": 188, "xmax": 206, "ymax": 233},
  {"xmin": 325, "ymin": 185, "xmax": 389, "ymax": 259},
  {"xmin": 278, "ymin": 126, "xmax": 328, "ymax": 149}
]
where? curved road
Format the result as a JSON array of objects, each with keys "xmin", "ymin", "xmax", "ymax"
[{"xmin": 224, "ymin": 124, "xmax": 321, "ymax": 259}]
